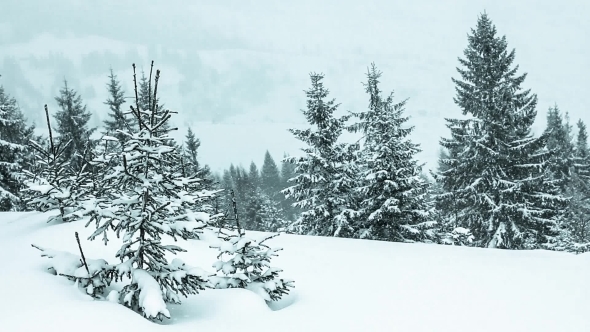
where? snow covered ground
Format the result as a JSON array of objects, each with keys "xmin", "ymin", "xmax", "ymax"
[{"xmin": 1, "ymin": 211, "xmax": 588, "ymax": 331}]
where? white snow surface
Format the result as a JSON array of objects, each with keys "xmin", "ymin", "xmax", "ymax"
[{"xmin": 1, "ymin": 211, "xmax": 589, "ymax": 331}]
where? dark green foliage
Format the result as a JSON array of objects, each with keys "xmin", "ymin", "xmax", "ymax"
[{"xmin": 435, "ymin": 13, "xmax": 566, "ymax": 249}]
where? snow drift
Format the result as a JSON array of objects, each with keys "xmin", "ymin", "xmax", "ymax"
[{"xmin": 0, "ymin": 211, "xmax": 588, "ymax": 331}]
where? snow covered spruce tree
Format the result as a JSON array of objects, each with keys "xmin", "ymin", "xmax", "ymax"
[
  {"xmin": 560, "ymin": 120, "xmax": 590, "ymax": 252},
  {"xmin": 280, "ymin": 153, "xmax": 299, "ymax": 221},
  {"xmin": 210, "ymin": 190, "xmax": 294, "ymax": 301},
  {"xmin": 261, "ymin": 150, "xmax": 281, "ymax": 200},
  {"xmin": 0, "ymin": 86, "xmax": 34, "ymax": 211},
  {"xmin": 282, "ymin": 73, "xmax": 360, "ymax": 237},
  {"xmin": 349, "ymin": 64, "xmax": 434, "ymax": 242},
  {"xmin": 431, "ymin": 148, "xmax": 475, "ymax": 245},
  {"xmin": 54, "ymin": 80, "xmax": 96, "ymax": 173},
  {"xmin": 103, "ymin": 68, "xmax": 135, "ymax": 146},
  {"xmin": 435, "ymin": 13, "xmax": 566, "ymax": 249},
  {"xmin": 86, "ymin": 64, "xmax": 219, "ymax": 321},
  {"xmin": 23, "ymin": 105, "xmax": 91, "ymax": 223},
  {"xmin": 182, "ymin": 127, "xmax": 213, "ymax": 189},
  {"xmin": 544, "ymin": 104, "xmax": 575, "ymax": 192}
]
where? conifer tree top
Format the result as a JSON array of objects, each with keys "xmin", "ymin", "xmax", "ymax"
[{"xmin": 453, "ymin": 12, "xmax": 537, "ymax": 128}]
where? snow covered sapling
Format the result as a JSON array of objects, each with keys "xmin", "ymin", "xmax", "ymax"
[
  {"xmin": 210, "ymin": 190, "xmax": 294, "ymax": 301},
  {"xmin": 31, "ymin": 232, "xmax": 113, "ymax": 298},
  {"xmin": 86, "ymin": 63, "xmax": 217, "ymax": 321},
  {"xmin": 438, "ymin": 227, "xmax": 475, "ymax": 246},
  {"xmin": 23, "ymin": 105, "xmax": 91, "ymax": 223}
]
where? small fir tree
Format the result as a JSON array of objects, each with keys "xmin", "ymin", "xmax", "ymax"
[
  {"xmin": 210, "ymin": 190, "xmax": 294, "ymax": 301},
  {"xmin": 86, "ymin": 64, "xmax": 218, "ymax": 321}
]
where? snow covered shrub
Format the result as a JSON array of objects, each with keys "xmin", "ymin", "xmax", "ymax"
[
  {"xmin": 209, "ymin": 191, "xmax": 294, "ymax": 301},
  {"xmin": 439, "ymin": 227, "xmax": 475, "ymax": 246},
  {"xmin": 32, "ymin": 235, "xmax": 112, "ymax": 298},
  {"xmin": 23, "ymin": 105, "xmax": 92, "ymax": 223},
  {"xmin": 84, "ymin": 63, "xmax": 219, "ymax": 321},
  {"xmin": 210, "ymin": 231, "xmax": 295, "ymax": 301}
]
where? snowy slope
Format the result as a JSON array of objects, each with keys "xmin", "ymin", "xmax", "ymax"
[{"xmin": 1, "ymin": 211, "xmax": 588, "ymax": 331}]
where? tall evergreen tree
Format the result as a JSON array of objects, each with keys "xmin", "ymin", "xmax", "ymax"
[
  {"xmin": 280, "ymin": 153, "xmax": 299, "ymax": 221},
  {"xmin": 103, "ymin": 69, "xmax": 133, "ymax": 145},
  {"xmin": 182, "ymin": 128, "xmax": 213, "ymax": 189},
  {"xmin": 249, "ymin": 161, "xmax": 260, "ymax": 189},
  {"xmin": 261, "ymin": 151, "xmax": 281, "ymax": 199},
  {"xmin": 574, "ymin": 120, "xmax": 590, "ymax": 182},
  {"xmin": 435, "ymin": 13, "xmax": 566, "ymax": 249},
  {"xmin": 184, "ymin": 128, "xmax": 201, "ymax": 173},
  {"xmin": 282, "ymin": 73, "xmax": 359, "ymax": 237},
  {"xmin": 54, "ymin": 79, "xmax": 95, "ymax": 172},
  {"xmin": 0, "ymin": 86, "xmax": 33, "ymax": 210},
  {"xmin": 544, "ymin": 104, "xmax": 574, "ymax": 191},
  {"xmin": 349, "ymin": 64, "xmax": 433, "ymax": 242},
  {"xmin": 565, "ymin": 120, "xmax": 590, "ymax": 248}
]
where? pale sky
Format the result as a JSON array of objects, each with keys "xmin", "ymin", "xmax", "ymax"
[{"xmin": 0, "ymin": 0, "xmax": 588, "ymax": 174}]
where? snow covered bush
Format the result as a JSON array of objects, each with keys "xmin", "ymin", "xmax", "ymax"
[
  {"xmin": 32, "ymin": 238, "xmax": 112, "ymax": 298},
  {"xmin": 438, "ymin": 227, "xmax": 475, "ymax": 246},
  {"xmin": 210, "ymin": 231, "xmax": 294, "ymax": 301},
  {"xmin": 209, "ymin": 190, "xmax": 294, "ymax": 301}
]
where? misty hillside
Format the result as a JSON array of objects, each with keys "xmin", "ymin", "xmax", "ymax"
[{"xmin": 1, "ymin": 0, "xmax": 588, "ymax": 172}]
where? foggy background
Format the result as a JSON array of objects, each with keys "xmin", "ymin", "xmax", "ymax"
[{"xmin": 1, "ymin": 0, "xmax": 588, "ymax": 173}]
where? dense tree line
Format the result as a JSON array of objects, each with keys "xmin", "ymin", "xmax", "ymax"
[{"xmin": 2, "ymin": 13, "xmax": 589, "ymax": 253}]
